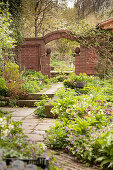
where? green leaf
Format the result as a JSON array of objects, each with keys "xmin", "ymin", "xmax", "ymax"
[
  {"xmin": 96, "ymin": 156, "xmax": 107, "ymax": 162},
  {"xmin": 100, "ymin": 159, "xmax": 110, "ymax": 168},
  {"xmin": 108, "ymin": 161, "xmax": 113, "ymax": 168}
]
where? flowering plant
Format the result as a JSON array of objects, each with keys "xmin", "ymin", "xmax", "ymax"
[
  {"xmin": 46, "ymin": 75, "xmax": 113, "ymax": 169},
  {"xmin": 0, "ymin": 112, "xmax": 45, "ymax": 159}
]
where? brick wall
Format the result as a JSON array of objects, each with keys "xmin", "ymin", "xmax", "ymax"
[
  {"xmin": 17, "ymin": 44, "xmax": 41, "ymax": 71},
  {"xmin": 98, "ymin": 18, "xmax": 113, "ymax": 31},
  {"xmin": 75, "ymin": 47, "xmax": 98, "ymax": 75},
  {"xmin": 17, "ymin": 30, "xmax": 100, "ymax": 77}
]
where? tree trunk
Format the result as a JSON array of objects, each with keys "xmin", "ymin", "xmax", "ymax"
[{"xmin": 35, "ymin": 19, "xmax": 37, "ymax": 38}]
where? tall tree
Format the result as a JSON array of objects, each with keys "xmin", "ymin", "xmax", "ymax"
[{"xmin": 22, "ymin": 0, "xmax": 58, "ymax": 37}]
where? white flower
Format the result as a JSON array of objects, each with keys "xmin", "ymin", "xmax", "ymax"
[
  {"xmin": 8, "ymin": 124, "xmax": 14, "ymax": 130},
  {"xmin": 2, "ymin": 129, "xmax": 9, "ymax": 137},
  {"xmin": 90, "ymin": 94, "xmax": 93, "ymax": 98},
  {"xmin": 0, "ymin": 118, "xmax": 3, "ymax": 122}
]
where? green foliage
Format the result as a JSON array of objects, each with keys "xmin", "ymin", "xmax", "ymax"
[
  {"xmin": 51, "ymin": 88, "xmax": 77, "ymax": 119},
  {"xmin": 76, "ymin": 26, "xmax": 113, "ymax": 77},
  {"xmin": 46, "ymin": 75, "xmax": 113, "ymax": 169},
  {"xmin": 0, "ymin": 2, "xmax": 16, "ymax": 63},
  {"xmin": 0, "ymin": 112, "xmax": 45, "ymax": 159},
  {"xmin": 1, "ymin": 62, "xmax": 28, "ymax": 99},
  {"xmin": 2, "ymin": 62, "xmax": 22, "ymax": 81},
  {"xmin": 63, "ymin": 73, "xmax": 96, "ymax": 89},
  {"xmin": 0, "ymin": 109, "xmax": 9, "ymax": 117},
  {"xmin": 34, "ymin": 95, "xmax": 50, "ymax": 118},
  {"xmin": 2, "ymin": 0, "xmax": 23, "ymax": 44},
  {"xmin": 96, "ymin": 130, "xmax": 113, "ymax": 169},
  {"xmin": 0, "ymin": 77, "xmax": 8, "ymax": 96},
  {"xmin": 45, "ymin": 121, "xmax": 68, "ymax": 149},
  {"xmin": 50, "ymin": 38, "xmax": 79, "ymax": 57},
  {"xmin": 50, "ymin": 56, "xmax": 75, "ymax": 72},
  {"xmin": 22, "ymin": 70, "xmax": 50, "ymax": 93}
]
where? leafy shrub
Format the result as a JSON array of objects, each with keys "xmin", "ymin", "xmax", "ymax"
[
  {"xmin": 45, "ymin": 121, "xmax": 68, "ymax": 149},
  {"xmin": 21, "ymin": 80, "xmax": 41, "ymax": 93},
  {"xmin": 1, "ymin": 62, "xmax": 28, "ymax": 99},
  {"xmin": 22, "ymin": 70, "xmax": 50, "ymax": 93},
  {"xmin": 64, "ymin": 73, "xmax": 101, "ymax": 87},
  {"xmin": 96, "ymin": 129, "xmax": 113, "ymax": 169},
  {"xmin": 46, "ymin": 76, "xmax": 113, "ymax": 169},
  {"xmin": 0, "ymin": 77, "xmax": 8, "ymax": 96},
  {"xmin": 63, "ymin": 79, "xmax": 77, "ymax": 89},
  {"xmin": 34, "ymin": 95, "xmax": 50, "ymax": 118}
]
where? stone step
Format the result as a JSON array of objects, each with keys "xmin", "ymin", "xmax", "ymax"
[
  {"xmin": 16, "ymin": 100, "xmax": 40, "ymax": 107},
  {"xmin": 45, "ymin": 104, "xmax": 58, "ymax": 118},
  {"xmin": 50, "ymin": 70, "xmax": 73, "ymax": 77},
  {"xmin": 20, "ymin": 93, "xmax": 54, "ymax": 100}
]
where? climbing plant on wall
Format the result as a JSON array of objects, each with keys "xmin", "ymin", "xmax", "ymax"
[{"xmin": 73, "ymin": 22, "xmax": 113, "ymax": 77}]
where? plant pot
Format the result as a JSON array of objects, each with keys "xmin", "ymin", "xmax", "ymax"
[{"xmin": 75, "ymin": 82, "xmax": 85, "ymax": 88}]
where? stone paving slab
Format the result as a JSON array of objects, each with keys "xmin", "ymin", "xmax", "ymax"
[
  {"xmin": 27, "ymin": 134, "xmax": 44, "ymax": 142},
  {"xmin": 22, "ymin": 118, "xmax": 40, "ymax": 123},
  {"xmin": 0, "ymin": 107, "xmax": 35, "ymax": 115},
  {"xmin": 22, "ymin": 123, "xmax": 38, "ymax": 130},
  {"xmin": 23, "ymin": 130, "xmax": 34, "ymax": 134},
  {"xmin": 0, "ymin": 107, "xmax": 55, "ymax": 143},
  {"xmin": 41, "ymin": 118, "xmax": 56, "ymax": 123},
  {"xmin": 11, "ymin": 108, "xmax": 35, "ymax": 117},
  {"xmin": 11, "ymin": 117, "xmax": 24, "ymax": 121},
  {"xmin": 43, "ymin": 82, "xmax": 63, "ymax": 94},
  {"xmin": 34, "ymin": 124, "xmax": 52, "ymax": 131},
  {"xmin": 35, "ymin": 131, "xmax": 46, "ymax": 135},
  {"xmin": 24, "ymin": 114, "xmax": 36, "ymax": 119}
]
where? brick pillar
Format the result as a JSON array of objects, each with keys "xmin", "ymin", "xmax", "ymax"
[
  {"xmin": 45, "ymin": 49, "xmax": 51, "ymax": 78},
  {"xmin": 40, "ymin": 47, "xmax": 51, "ymax": 78},
  {"xmin": 75, "ymin": 54, "xmax": 80, "ymax": 75},
  {"xmin": 75, "ymin": 46, "xmax": 98, "ymax": 75},
  {"xmin": 75, "ymin": 47, "xmax": 80, "ymax": 75}
]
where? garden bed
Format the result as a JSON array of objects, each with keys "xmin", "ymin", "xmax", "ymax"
[{"xmin": 45, "ymin": 74, "xmax": 113, "ymax": 169}]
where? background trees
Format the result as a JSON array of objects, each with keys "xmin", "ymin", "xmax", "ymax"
[
  {"xmin": 22, "ymin": 0, "xmax": 59, "ymax": 37},
  {"xmin": 74, "ymin": 0, "xmax": 113, "ymax": 21},
  {"xmin": 0, "ymin": 2, "xmax": 16, "ymax": 67},
  {"xmin": 2, "ymin": 0, "xmax": 23, "ymax": 43}
]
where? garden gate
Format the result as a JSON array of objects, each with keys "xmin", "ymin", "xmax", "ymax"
[{"xmin": 16, "ymin": 30, "xmax": 98, "ymax": 78}]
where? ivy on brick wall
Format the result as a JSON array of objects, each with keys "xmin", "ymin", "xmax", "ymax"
[{"xmin": 77, "ymin": 28, "xmax": 113, "ymax": 77}]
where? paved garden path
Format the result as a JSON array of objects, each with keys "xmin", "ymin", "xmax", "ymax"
[
  {"xmin": 0, "ymin": 84, "xmax": 99, "ymax": 170},
  {"xmin": 42, "ymin": 82, "xmax": 64, "ymax": 94},
  {"xmin": 0, "ymin": 107, "xmax": 99, "ymax": 170}
]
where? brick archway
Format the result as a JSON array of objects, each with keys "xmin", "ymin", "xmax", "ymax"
[
  {"xmin": 41, "ymin": 30, "xmax": 78, "ymax": 77},
  {"xmin": 17, "ymin": 30, "xmax": 98, "ymax": 77},
  {"xmin": 43, "ymin": 30, "xmax": 77, "ymax": 44}
]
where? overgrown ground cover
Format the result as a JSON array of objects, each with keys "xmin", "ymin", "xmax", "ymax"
[
  {"xmin": 0, "ymin": 110, "xmax": 61, "ymax": 169},
  {"xmin": 0, "ymin": 62, "xmax": 50, "ymax": 98},
  {"xmin": 0, "ymin": 62, "xmax": 65, "ymax": 106},
  {"xmin": 0, "ymin": 110, "xmax": 45, "ymax": 159},
  {"xmin": 45, "ymin": 74, "xmax": 113, "ymax": 169}
]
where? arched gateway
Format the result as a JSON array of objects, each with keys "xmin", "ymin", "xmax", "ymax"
[{"xmin": 17, "ymin": 30, "xmax": 98, "ymax": 77}]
